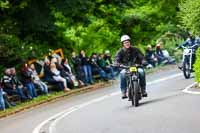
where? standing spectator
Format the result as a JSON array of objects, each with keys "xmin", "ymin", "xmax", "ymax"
[
  {"xmin": 90, "ymin": 53, "xmax": 108, "ymax": 81},
  {"xmin": 50, "ymin": 63, "xmax": 70, "ymax": 92},
  {"xmin": 21, "ymin": 63, "xmax": 37, "ymax": 99},
  {"xmin": 145, "ymin": 45, "xmax": 157, "ymax": 68},
  {"xmin": 43, "ymin": 57, "xmax": 65, "ymax": 91},
  {"xmin": 71, "ymin": 52, "xmax": 85, "ymax": 85},
  {"xmin": 98, "ymin": 53, "xmax": 115, "ymax": 80},
  {"xmin": 29, "ymin": 63, "xmax": 48, "ymax": 94},
  {"xmin": 2, "ymin": 68, "xmax": 27, "ymax": 101},
  {"xmin": 80, "ymin": 50, "xmax": 94, "ymax": 85}
]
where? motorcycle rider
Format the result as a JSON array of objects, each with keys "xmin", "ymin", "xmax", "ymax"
[
  {"xmin": 178, "ymin": 34, "xmax": 199, "ymax": 70},
  {"xmin": 115, "ymin": 35, "xmax": 147, "ymax": 99}
]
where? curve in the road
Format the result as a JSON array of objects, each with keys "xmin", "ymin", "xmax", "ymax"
[
  {"xmin": 182, "ymin": 82, "xmax": 200, "ymax": 95},
  {"xmin": 33, "ymin": 73, "xmax": 183, "ymax": 133}
]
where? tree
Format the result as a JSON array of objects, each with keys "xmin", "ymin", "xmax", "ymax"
[{"xmin": 178, "ymin": 0, "xmax": 200, "ymax": 35}]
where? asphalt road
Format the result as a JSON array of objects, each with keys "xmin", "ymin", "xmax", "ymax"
[{"xmin": 0, "ymin": 66, "xmax": 199, "ymax": 133}]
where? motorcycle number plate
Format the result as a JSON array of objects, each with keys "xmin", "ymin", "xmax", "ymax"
[{"xmin": 130, "ymin": 67, "xmax": 137, "ymax": 72}]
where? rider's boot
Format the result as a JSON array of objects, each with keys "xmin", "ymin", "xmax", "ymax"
[
  {"xmin": 141, "ymin": 86, "xmax": 148, "ymax": 97},
  {"xmin": 121, "ymin": 92, "xmax": 128, "ymax": 99}
]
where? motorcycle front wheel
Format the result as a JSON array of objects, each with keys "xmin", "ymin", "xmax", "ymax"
[
  {"xmin": 132, "ymin": 81, "xmax": 140, "ymax": 107},
  {"xmin": 183, "ymin": 61, "xmax": 191, "ymax": 79}
]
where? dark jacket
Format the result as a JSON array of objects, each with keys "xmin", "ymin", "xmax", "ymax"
[
  {"xmin": 104, "ymin": 55, "xmax": 113, "ymax": 65},
  {"xmin": 115, "ymin": 46, "xmax": 144, "ymax": 65},
  {"xmin": 21, "ymin": 68, "xmax": 33, "ymax": 84},
  {"xmin": 11, "ymin": 75, "xmax": 23, "ymax": 87},
  {"xmin": 155, "ymin": 48, "xmax": 164, "ymax": 58},
  {"xmin": 145, "ymin": 50, "xmax": 156, "ymax": 61},
  {"xmin": 71, "ymin": 56, "xmax": 82, "ymax": 69},
  {"xmin": 79, "ymin": 54, "xmax": 90, "ymax": 66},
  {"xmin": 2, "ymin": 75, "xmax": 13, "ymax": 89},
  {"xmin": 44, "ymin": 64, "xmax": 55, "ymax": 82}
]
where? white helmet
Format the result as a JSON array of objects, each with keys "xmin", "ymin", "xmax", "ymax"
[{"xmin": 121, "ymin": 35, "xmax": 130, "ymax": 42}]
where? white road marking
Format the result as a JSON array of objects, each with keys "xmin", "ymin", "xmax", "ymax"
[
  {"xmin": 182, "ymin": 82, "xmax": 200, "ymax": 94},
  {"xmin": 32, "ymin": 73, "xmax": 182, "ymax": 133}
]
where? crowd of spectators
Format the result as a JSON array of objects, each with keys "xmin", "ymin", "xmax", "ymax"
[
  {"xmin": 0, "ymin": 44, "xmax": 175, "ymax": 111},
  {"xmin": 145, "ymin": 43, "xmax": 175, "ymax": 69},
  {"xmin": 0, "ymin": 50, "xmax": 117, "ymax": 111}
]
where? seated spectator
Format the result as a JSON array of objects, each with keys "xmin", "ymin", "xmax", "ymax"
[
  {"xmin": 90, "ymin": 53, "xmax": 108, "ymax": 81},
  {"xmin": 51, "ymin": 57, "xmax": 74, "ymax": 89},
  {"xmin": 0, "ymin": 83, "xmax": 5, "ymax": 110},
  {"xmin": 29, "ymin": 63, "xmax": 48, "ymax": 94},
  {"xmin": 2, "ymin": 68, "xmax": 27, "ymax": 101},
  {"xmin": 0, "ymin": 82, "xmax": 15, "ymax": 110},
  {"xmin": 155, "ymin": 43, "xmax": 175, "ymax": 65},
  {"xmin": 61, "ymin": 58, "xmax": 81, "ymax": 87},
  {"xmin": 43, "ymin": 57, "xmax": 66, "ymax": 91},
  {"xmin": 104, "ymin": 50, "xmax": 113, "ymax": 65},
  {"xmin": 50, "ymin": 63, "xmax": 70, "ymax": 92},
  {"xmin": 145, "ymin": 45, "xmax": 157, "ymax": 68},
  {"xmin": 21, "ymin": 63, "xmax": 37, "ymax": 99},
  {"xmin": 80, "ymin": 50, "xmax": 94, "ymax": 85},
  {"xmin": 104, "ymin": 50, "xmax": 120, "ymax": 75},
  {"xmin": 155, "ymin": 43, "xmax": 166, "ymax": 64},
  {"xmin": 71, "ymin": 52, "xmax": 85, "ymax": 85},
  {"xmin": 98, "ymin": 53, "xmax": 115, "ymax": 80}
]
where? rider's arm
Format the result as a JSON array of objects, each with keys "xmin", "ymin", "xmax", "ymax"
[{"xmin": 181, "ymin": 38, "xmax": 190, "ymax": 47}]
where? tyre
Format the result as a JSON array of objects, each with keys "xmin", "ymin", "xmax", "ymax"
[
  {"xmin": 183, "ymin": 60, "xmax": 191, "ymax": 79},
  {"xmin": 132, "ymin": 81, "xmax": 139, "ymax": 107}
]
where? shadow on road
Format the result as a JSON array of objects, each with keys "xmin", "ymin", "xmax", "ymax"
[{"xmin": 139, "ymin": 92, "xmax": 185, "ymax": 107}]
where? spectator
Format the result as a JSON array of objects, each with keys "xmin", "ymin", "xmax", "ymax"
[
  {"xmin": 155, "ymin": 43, "xmax": 175, "ymax": 65},
  {"xmin": 21, "ymin": 63, "xmax": 37, "ymax": 99},
  {"xmin": 104, "ymin": 50, "xmax": 113, "ymax": 65},
  {"xmin": 51, "ymin": 57, "xmax": 74, "ymax": 89},
  {"xmin": 90, "ymin": 53, "xmax": 108, "ymax": 81},
  {"xmin": 145, "ymin": 45, "xmax": 157, "ymax": 68},
  {"xmin": 2, "ymin": 68, "xmax": 27, "ymax": 101},
  {"xmin": 0, "ymin": 82, "xmax": 14, "ymax": 109},
  {"xmin": 0, "ymin": 83, "xmax": 5, "ymax": 110},
  {"xmin": 43, "ymin": 57, "xmax": 65, "ymax": 91},
  {"xmin": 50, "ymin": 63, "xmax": 70, "ymax": 92},
  {"xmin": 79, "ymin": 50, "xmax": 94, "ymax": 85},
  {"xmin": 29, "ymin": 63, "xmax": 48, "ymax": 94},
  {"xmin": 98, "ymin": 53, "xmax": 115, "ymax": 80},
  {"xmin": 61, "ymin": 58, "xmax": 81, "ymax": 87},
  {"xmin": 104, "ymin": 50, "xmax": 120, "ymax": 75},
  {"xmin": 71, "ymin": 52, "xmax": 85, "ymax": 85}
]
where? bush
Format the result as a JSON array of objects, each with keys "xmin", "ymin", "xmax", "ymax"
[{"xmin": 194, "ymin": 48, "xmax": 200, "ymax": 83}]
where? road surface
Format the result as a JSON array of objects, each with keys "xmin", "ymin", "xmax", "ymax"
[{"xmin": 0, "ymin": 67, "xmax": 199, "ymax": 133}]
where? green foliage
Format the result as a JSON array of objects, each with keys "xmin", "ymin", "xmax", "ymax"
[
  {"xmin": 178, "ymin": 0, "xmax": 200, "ymax": 35},
  {"xmin": 194, "ymin": 48, "xmax": 200, "ymax": 83},
  {"xmin": 0, "ymin": 0, "xmax": 184, "ymax": 71}
]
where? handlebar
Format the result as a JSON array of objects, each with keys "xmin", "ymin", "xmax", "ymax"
[
  {"xmin": 176, "ymin": 43, "xmax": 199, "ymax": 50},
  {"xmin": 111, "ymin": 64, "xmax": 142, "ymax": 69}
]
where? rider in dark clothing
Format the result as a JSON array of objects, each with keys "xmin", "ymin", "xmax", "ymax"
[
  {"xmin": 115, "ymin": 35, "xmax": 147, "ymax": 99},
  {"xmin": 178, "ymin": 34, "xmax": 199, "ymax": 70}
]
